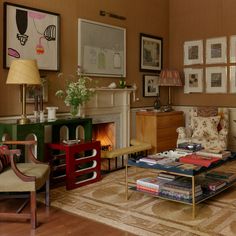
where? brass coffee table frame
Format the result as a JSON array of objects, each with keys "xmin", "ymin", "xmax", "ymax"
[{"xmin": 125, "ymin": 158, "xmax": 236, "ymax": 219}]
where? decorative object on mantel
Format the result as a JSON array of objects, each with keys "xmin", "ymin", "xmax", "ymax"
[
  {"xmin": 6, "ymin": 59, "xmax": 41, "ymax": 124},
  {"xmin": 55, "ymin": 66, "xmax": 96, "ymax": 117},
  {"xmin": 119, "ymin": 78, "xmax": 126, "ymax": 88},
  {"xmin": 108, "ymin": 82, "xmax": 117, "ymax": 89},
  {"xmin": 158, "ymin": 69, "xmax": 182, "ymax": 112}
]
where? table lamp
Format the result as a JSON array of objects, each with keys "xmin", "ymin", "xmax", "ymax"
[
  {"xmin": 6, "ymin": 59, "xmax": 41, "ymax": 124},
  {"xmin": 158, "ymin": 69, "xmax": 182, "ymax": 112}
]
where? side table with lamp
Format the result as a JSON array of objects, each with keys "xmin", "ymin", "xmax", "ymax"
[{"xmin": 136, "ymin": 69, "xmax": 184, "ymax": 153}]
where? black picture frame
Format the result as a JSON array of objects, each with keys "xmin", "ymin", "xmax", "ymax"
[
  {"xmin": 143, "ymin": 74, "xmax": 159, "ymax": 97},
  {"xmin": 140, "ymin": 33, "xmax": 163, "ymax": 72},
  {"xmin": 3, "ymin": 2, "xmax": 60, "ymax": 71}
]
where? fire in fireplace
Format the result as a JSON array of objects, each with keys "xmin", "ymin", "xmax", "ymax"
[{"xmin": 92, "ymin": 122, "xmax": 115, "ymax": 151}]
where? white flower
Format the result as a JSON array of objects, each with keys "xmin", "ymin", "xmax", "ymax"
[{"xmin": 55, "ymin": 67, "xmax": 96, "ymax": 107}]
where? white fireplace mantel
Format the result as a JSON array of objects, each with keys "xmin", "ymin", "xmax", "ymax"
[{"xmin": 84, "ymin": 88, "xmax": 135, "ymax": 148}]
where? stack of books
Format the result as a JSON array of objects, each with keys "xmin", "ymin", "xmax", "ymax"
[
  {"xmin": 157, "ymin": 173, "xmax": 179, "ymax": 181},
  {"xmin": 205, "ymin": 170, "xmax": 236, "ymax": 183},
  {"xmin": 159, "ymin": 177, "xmax": 203, "ymax": 201},
  {"xmin": 136, "ymin": 177, "xmax": 167, "ymax": 194},
  {"xmin": 196, "ymin": 150, "xmax": 231, "ymax": 160},
  {"xmin": 179, "ymin": 154, "xmax": 220, "ymax": 167},
  {"xmin": 198, "ymin": 177, "xmax": 226, "ymax": 192},
  {"xmin": 177, "ymin": 142, "xmax": 203, "ymax": 152},
  {"xmin": 138, "ymin": 155, "xmax": 173, "ymax": 165}
]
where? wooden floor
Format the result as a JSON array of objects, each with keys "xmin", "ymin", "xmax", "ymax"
[{"xmin": 0, "ymin": 199, "xmax": 135, "ymax": 236}]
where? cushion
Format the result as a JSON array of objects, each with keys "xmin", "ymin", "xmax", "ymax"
[
  {"xmin": 0, "ymin": 145, "xmax": 10, "ymax": 173},
  {"xmin": 197, "ymin": 107, "xmax": 218, "ymax": 117},
  {"xmin": 192, "ymin": 116, "xmax": 221, "ymax": 140}
]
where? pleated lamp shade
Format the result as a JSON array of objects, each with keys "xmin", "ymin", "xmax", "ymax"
[
  {"xmin": 6, "ymin": 59, "xmax": 41, "ymax": 85},
  {"xmin": 158, "ymin": 69, "xmax": 182, "ymax": 87},
  {"xmin": 158, "ymin": 69, "xmax": 182, "ymax": 112}
]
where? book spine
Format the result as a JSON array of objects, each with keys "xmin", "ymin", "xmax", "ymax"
[
  {"xmin": 137, "ymin": 185, "xmax": 159, "ymax": 193},
  {"xmin": 136, "ymin": 180, "xmax": 160, "ymax": 190},
  {"xmin": 161, "ymin": 186, "xmax": 202, "ymax": 195},
  {"xmin": 196, "ymin": 151, "xmax": 222, "ymax": 158}
]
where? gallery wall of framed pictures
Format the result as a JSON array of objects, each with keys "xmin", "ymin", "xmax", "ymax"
[{"xmin": 183, "ymin": 36, "xmax": 236, "ymax": 94}]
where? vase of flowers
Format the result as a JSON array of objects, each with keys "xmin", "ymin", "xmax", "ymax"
[{"xmin": 55, "ymin": 66, "xmax": 96, "ymax": 117}]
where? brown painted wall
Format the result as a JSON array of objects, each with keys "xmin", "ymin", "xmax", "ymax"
[
  {"xmin": 169, "ymin": 0, "xmax": 236, "ymax": 107},
  {"xmin": 0, "ymin": 0, "xmax": 169, "ymax": 116}
]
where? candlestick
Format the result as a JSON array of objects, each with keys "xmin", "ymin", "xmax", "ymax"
[
  {"xmin": 39, "ymin": 95, "xmax": 43, "ymax": 111},
  {"xmin": 34, "ymin": 95, "xmax": 38, "ymax": 111}
]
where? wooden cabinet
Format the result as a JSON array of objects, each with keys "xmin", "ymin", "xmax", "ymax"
[{"xmin": 136, "ymin": 111, "xmax": 184, "ymax": 153}]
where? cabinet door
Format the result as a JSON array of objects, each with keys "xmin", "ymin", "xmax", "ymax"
[{"xmin": 136, "ymin": 114, "xmax": 157, "ymax": 153}]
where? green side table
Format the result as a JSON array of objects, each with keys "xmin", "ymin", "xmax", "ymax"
[{"xmin": 0, "ymin": 116, "xmax": 92, "ymax": 161}]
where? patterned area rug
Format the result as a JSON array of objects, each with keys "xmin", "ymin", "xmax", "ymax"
[{"xmin": 41, "ymin": 166, "xmax": 236, "ymax": 236}]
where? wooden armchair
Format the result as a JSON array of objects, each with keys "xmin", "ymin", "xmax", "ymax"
[{"xmin": 0, "ymin": 140, "xmax": 50, "ymax": 229}]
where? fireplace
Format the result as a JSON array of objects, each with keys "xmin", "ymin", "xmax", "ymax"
[
  {"xmin": 84, "ymin": 88, "xmax": 133, "ymax": 147},
  {"xmin": 84, "ymin": 88, "xmax": 134, "ymax": 170}
]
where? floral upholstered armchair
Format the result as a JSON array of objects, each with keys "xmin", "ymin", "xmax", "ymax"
[{"xmin": 176, "ymin": 107, "xmax": 229, "ymax": 151}]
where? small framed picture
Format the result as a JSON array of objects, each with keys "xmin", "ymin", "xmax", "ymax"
[
  {"xmin": 184, "ymin": 40, "xmax": 203, "ymax": 65},
  {"xmin": 143, "ymin": 75, "xmax": 159, "ymax": 97},
  {"xmin": 205, "ymin": 67, "xmax": 227, "ymax": 93},
  {"xmin": 184, "ymin": 68, "xmax": 203, "ymax": 93},
  {"xmin": 230, "ymin": 66, "xmax": 236, "ymax": 93},
  {"xmin": 26, "ymin": 77, "xmax": 48, "ymax": 103},
  {"xmin": 230, "ymin": 35, "xmax": 236, "ymax": 63},
  {"xmin": 140, "ymin": 33, "xmax": 163, "ymax": 72},
  {"xmin": 206, "ymin": 37, "xmax": 227, "ymax": 64}
]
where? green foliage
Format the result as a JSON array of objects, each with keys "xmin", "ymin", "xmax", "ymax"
[{"xmin": 55, "ymin": 68, "xmax": 96, "ymax": 107}]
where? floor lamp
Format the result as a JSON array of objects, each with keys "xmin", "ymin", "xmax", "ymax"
[
  {"xmin": 158, "ymin": 69, "xmax": 182, "ymax": 112},
  {"xmin": 6, "ymin": 59, "xmax": 41, "ymax": 124}
]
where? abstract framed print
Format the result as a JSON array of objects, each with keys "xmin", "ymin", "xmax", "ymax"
[
  {"xmin": 230, "ymin": 66, "xmax": 236, "ymax": 93},
  {"xmin": 184, "ymin": 40, "xmax": 203, "ymax": 65},
  {"xmin": 206, "ymin": 37, "xmax": 227, "ymax": 64},
  {"xmin": 205, "ymin": 67, "xmax": 227, "ymax": 93},
  {"xmin": 184, "ymin": 68, "xmax": 203, "ymax": 93}
]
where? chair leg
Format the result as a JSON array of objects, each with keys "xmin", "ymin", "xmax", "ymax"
[
  {"xmin": 45, "ymin": 178, "xmax": 50, "ymax": 207},
  {"xmin": 30, "ymin": 191, "xmax": 37, "ymax": 229}
]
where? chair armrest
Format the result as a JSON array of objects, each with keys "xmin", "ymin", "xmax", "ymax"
[
  {"xmin": 0, "ymin": 148, "xmax": 35, "ymax": 182},
  {"xmin": 2, "ymin": 140, "xmax": 43, "ymax": 164},
  {"xmin": 176, "ymin": 127, "xmax": 193, "ymax": 139}
]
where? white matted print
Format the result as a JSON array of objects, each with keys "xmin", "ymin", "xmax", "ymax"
[
  {"xmin": 206, "ymin": 37, "xmax": 227, "ymax": 64},
  {"xmin": 184, "ymin": 40, "xmax": 203, "ymax": 65},
  {"xmin": 143, "ymin": 75, "xmax": 159, "ymax": 97},
  {"xmin": 184, "ymin": 68, "xmax": 203, "ymax": 93},
  {"xmin": 230, "ymin": 35, "xmax": 236, "ymax": 63},
  {"xmin": 205, "ymin": 67, "xmax": 227, "ymax": 93},
  {"xmin": 230, "ymin": 66, "xmax": 236, "ymax": 93},
  {"xmin": 78, "ymin": 18, "xmax": 126, "ymax": 77}
]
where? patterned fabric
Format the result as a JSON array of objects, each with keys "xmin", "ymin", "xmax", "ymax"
[
  {"xmin": 197, "ymin": 106, "xmax": 218, "ymax": 117},
  {"xmin": 0, "ymin": 145, "xmax": 10, "ymax": 173},
  {"xmin": 176, "ymin": 107, "xmax": 229, "ymax": 151},
  {"xmin": 192, "ymin": 116, "xmax": 221, "ymax": 139}
]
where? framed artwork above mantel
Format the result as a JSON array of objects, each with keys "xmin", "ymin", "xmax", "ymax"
[{"xmin": 78, "ymin": 18, "xmax": 126, "ymax": 78}]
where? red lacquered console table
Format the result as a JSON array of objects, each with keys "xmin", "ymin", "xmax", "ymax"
[{"xmin": 46, "ymin": 140, "xmax": 101, "ymax": 190}]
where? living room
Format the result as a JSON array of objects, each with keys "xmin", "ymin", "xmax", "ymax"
[{"xmin": 1, "ymin": 0, "xmax": 236, "ymax": 235}]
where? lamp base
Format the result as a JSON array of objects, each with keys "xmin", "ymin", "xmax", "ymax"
[{"xmin": 17, "ymin": 117, "xmax": 31, "ymax": 125}]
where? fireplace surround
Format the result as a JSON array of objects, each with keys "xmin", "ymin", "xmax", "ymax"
[{"xmin": 84, "ymin": 88, "xmax": 134, "ymax": 149}]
